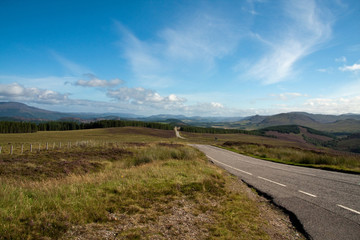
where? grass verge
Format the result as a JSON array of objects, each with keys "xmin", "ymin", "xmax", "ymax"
[
  {"xmin": 219, "ymin": 142, "xmax": 360, "ymax": 174},
  {"xmin": 0, "ymin": 143, "xmax": 304, "ymax": 239}
]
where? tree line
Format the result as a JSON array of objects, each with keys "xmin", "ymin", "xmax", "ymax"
[
  {"xmin": 1, "ymin": 120, "xmax": 262, "ymax": 135},
  {"xmin": 0, "ymin": 121, "xmax": 37, "ymax": 133},
  {"xmin": 0, "ymin": 120, "xmax": 174, "ymax": 133},
  {"xmin": 179, "ymin": 125, "xmax": 255, "ymax": 135}
]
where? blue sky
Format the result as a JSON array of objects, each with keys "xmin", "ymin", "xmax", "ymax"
[{"xmin": 1, "ymin": 0, "xmax": 360, "ymax": 116}]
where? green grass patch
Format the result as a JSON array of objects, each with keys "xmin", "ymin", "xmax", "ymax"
[
  {"xmin": 219, "ymin": 143, "xmax": 360, "ymax": 174},
  {"xmin": 0, "ymin": 142, "xmax": 294, "ymax": 239}
]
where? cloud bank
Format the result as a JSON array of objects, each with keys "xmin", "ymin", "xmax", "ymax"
[{"xmin": 0, "ymin": 83, "xmax": 69, "ymax": 104}]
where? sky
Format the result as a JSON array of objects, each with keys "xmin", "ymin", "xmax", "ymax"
[{"xmin": 1, "ymin": 0, "xmax": 360, "ymax": 117}]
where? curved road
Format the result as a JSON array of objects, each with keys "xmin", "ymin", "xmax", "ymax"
[
  {"xmin": 191, "ymin": 144, "xmax": 360, "ymax": 240},
  {"xmin": 174, "ymin": 127, "xmax": 186, "ymax": 139}
]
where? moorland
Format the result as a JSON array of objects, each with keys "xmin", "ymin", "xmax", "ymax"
[
  {"xmin": 0, "ymin": 127, "xmax": 307, "ymax": 240},
  {"xmin": 1, "ymin": 102, "xmax": 359, "ymax": 239}
]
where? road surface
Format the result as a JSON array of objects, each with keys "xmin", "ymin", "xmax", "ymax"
[
  {"xmin": 191, "ymin": 144, "xmax": 360, "ymax": 240},
  {"xmin": 174, "ymin": 127, "xmax": 186, "ymax": 139}
]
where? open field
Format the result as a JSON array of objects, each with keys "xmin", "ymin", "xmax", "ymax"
[
  {"xmin": 1, "ymin": 126, "xmax": 359, "ymax": 172},
  {"xmin": 0, "ymin": 128, "xmax": 304, "ymax": 239}
]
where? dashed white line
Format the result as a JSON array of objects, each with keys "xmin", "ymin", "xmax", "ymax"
[
  {"xmin": 257, "ymin": 176, "xmax": 287, "ymax": 187},
  {"xmin": 298, "ymin": 190, "xmax": 317, "ymax": 198},
  {"xmin": 206, "ymin": 155, "xmax": 253, "ymax": 175},
  {"xmin": 337, "ymin": 204, "xmax": 360, "ymax": 215}
]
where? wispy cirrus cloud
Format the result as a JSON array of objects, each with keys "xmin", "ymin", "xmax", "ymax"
[
  {"xmin": 245, "ymin": 0, "xmax": 333, "ymax": 84},
  {"xmin": 115, "ymin": 11, "xmax": 242, "ymax": 87},
  {"xmin": 50, "ymin": 50, "xmax": 91, "ymax": 75},
  {"xmin": 75, "ymin": 73, "xmax": 123, "ymax": 88}
]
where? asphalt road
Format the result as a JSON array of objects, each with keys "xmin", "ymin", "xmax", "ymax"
[{"xmin": 191, "ymin": 144, "xmax": 360, "ymax": 240}]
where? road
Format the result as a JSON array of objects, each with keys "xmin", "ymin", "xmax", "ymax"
[
  {"xmin": 191, "ymin": 144, "xmax": 360, "ymax": 240},
  {"xmin": 174, "ymin": 127, "xmax": 186, "ymax": 139}
]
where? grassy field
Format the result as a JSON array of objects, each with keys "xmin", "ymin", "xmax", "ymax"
[
  {"xmin": 0, "ymin": 128, "xmax": 304, "ymax": 239},
  {"xmin": 180, "ymin": 129, "xmax": 360, "ymax": 174},
  {"xmin": 220, "ymin": 142, "xmax": 360, "ymax": 174}
]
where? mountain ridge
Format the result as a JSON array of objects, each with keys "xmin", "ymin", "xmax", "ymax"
[{"xmin": 1, "ymin": 101, "xmax": 360, "ymax": 133}]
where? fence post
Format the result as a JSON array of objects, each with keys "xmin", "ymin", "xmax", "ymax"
[
  {"xmin": 0, "ymin": 146, "xmax": 2, "ymax": 154},
  {"xmin": 46, "ymin": 142, "xmax": 48, "ymax": 150},
  {"xmin": 21, "ymin": 144, "xmax": 23, "ymax": 154},
  {"xmin": 10, "ymin": 145, "xmax": 13, "ymax": 155},
  {"xmin": 59, "ymin": 142, "xmax": 61, "ymax": 148},
  {"xmin": 30, "ymin": 144, "xmax": 32, "ymax": 152},
  {"xmin": 38, "ymin": 143, "xmax": 41, "ymax": 152}
]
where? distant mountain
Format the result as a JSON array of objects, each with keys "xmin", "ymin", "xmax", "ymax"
[
  {"xmin": 0, "ymin": 102, "xmax": 71, "ymax": 120},
  {"xmin": 142, "ymin": 114, "xmax": 243, "ymax": 123},
  {"xmin": 0, "ymin": 102, "xmax": 141, "ymax": 121},
  {"xmin": 237, "ymin": 112, "xmax": 360, "ymax": 133},
  {"xmin": 242, "ymin": 115, "xmax": 267, "ymax": 124},
  {"xmin": 141, "ymin": 114, "xmax": 188, "ymax": 121},
  {"xmin": 1, "ymin": 102, "xmax": 359, "ymax": 134},
  {"xmin": 257, "ymin": 112, "xmax": 319, "ymax": 127}
]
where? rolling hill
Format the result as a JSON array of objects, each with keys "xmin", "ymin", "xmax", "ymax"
[
  {"xmin": 0, "ymin": 102, "xmax": 141, "ymax": 121},
  {"xmin": 1, "ymin": 101, "xmax": 359, "ymax": 134},
  {"xmin": 0, "ymin": 102, "xmax": 71, "ymax": 120},
  {"xmin": 226, "ymin": 112, "xmax": 360, "ymax": 134}
]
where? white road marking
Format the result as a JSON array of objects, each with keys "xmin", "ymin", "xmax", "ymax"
[
  {"xmin": 337, "ymin": 204, "xmax": 360, "ymax": 215},
  {"xmin": 257, "ymin": 176, "xmax": 287, "ymax": 187},
  {"xmin": 298, "ymin": 190, "xmax": 317, "ymax": 198},
  {"xmin": 206, "ymin": 155, "xmax": 253, "ymax": 175}
]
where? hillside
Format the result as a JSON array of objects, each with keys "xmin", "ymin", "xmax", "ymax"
[
  {"xmin": 234, "ymin": 112, "xmax": 360, "ymax": 134},
  {"xmin": 0, "ymin": 102, "xmax": 140, "ymax": 121},
  {"xmin": 1, "ymin": 102, "xmax": 359, "ymax": 134},
  {"xmin": 0, "ymin": 102, "xmax": 70, "ymax": 120}
]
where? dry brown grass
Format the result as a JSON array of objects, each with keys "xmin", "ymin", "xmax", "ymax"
[{"xmin": 0, "ymin": 141, "xmax": 305, "ymax": 240}]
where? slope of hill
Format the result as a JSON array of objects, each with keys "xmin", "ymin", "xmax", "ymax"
[
  {"xmin": 0, "ymin": 102, "xmax": 70, "ymax": 120},
  {"xmin": 235, "ymin": 112, "xmax": 360, "ymax": 134},
  {"xmin": 0, "ymin": 102, "xmax": 141, "ymax": 121},
  {"xmin": 1, "ymin": 102, "xmax": 359, "ymax": 134},
  {"xmin": 257, "ymin": 113, "xmax": 319, "ymax": 128}
]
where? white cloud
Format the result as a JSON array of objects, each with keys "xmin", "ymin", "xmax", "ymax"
[
  {"xmin": 107, "ymin": 87, "xmax": 185, "ymax": 106},
  {"xmin": 0, "ymin": 83, "xmax": 69, "ymax": 104},
  {"xmin": 335, "ymin": 56, "xmax": 347, "ymax": 62},
  {"xmin": 270, "ymin": 92, "xmax": 308, "ymax": 100},
  {"xmin": 304, "ymin": 96, "xmax": 360, "ymax": 114},
  {"xmin": 317, "ymin": 68, "xmax": 333, "ymax": 73},
  {"xmin": 75, "ymin": 74, "xmax": 123, "ymax": 87},
  {"xmin": 211, "ymin": 102, "xmax": 224, "ymax": 108},
  {"xmin": 339, "ymin": 63, "xmax": 360, "ymax": 72},
  {"xmin": 245, "ymin": 0, "xmax": 332, "ymax": 84}
]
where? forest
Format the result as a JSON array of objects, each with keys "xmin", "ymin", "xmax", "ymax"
[
  {"xmin": 0, "ymin": 120, "xmax": 259, "ymax": 135},
  {"xmin": 0, "ymin": 120, "xmax": 173, "ymax": 133}
]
